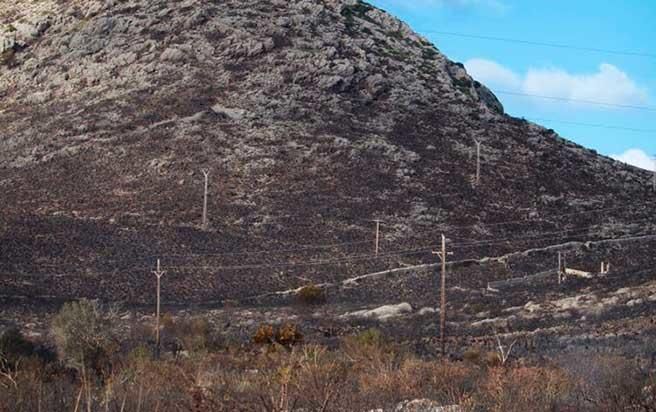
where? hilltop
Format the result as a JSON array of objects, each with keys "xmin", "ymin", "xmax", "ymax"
[{"xmin": 1, "ymin": 0, "xmax": 655, "ymax": 361}]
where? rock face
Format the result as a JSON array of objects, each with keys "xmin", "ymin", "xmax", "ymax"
[{"xmin": 0, "ymin": 0, "xmax": 653, "ymax": 304}]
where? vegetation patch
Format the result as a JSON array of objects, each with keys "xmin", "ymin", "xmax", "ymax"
[
  {"xmin": 252, "ymin": 323, "xmax": 303, "ymax": 347},
  {"xmin": 341, "ymin": 1, "xmax": 375, "ymax": 31},
  {"xmin": 341, "ymin": 2, "xmax": 374, "ymax": 20},
  {"xmin": 0, "ymin": 301, "xmax": 654, "ymax": 410},
  {"xmin": 422, "ymin": 46, "xmax": 439, "ymax": 60},
  {"xmin": 297, "ymin": 283, "xmax": 326, "ymax": 305}
]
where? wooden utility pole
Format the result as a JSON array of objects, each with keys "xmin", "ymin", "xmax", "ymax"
[
  {"xmin": 201, "ymin": 169, "xmax": 209, "ymax": 230},
  {"xmin": 474, "ymin": 139, "xmax": 481, "ymax": 185},
  {"xmin": 432, "ymin": 234, "xmax": 452, "ymax": 356},
  {"xmin": 557, "ymin": 252, "xmax": 562, "ymax": 285},
  {"xmin": 374, "ymin": 219, "xmax": 381, "ymax": 256},
  {"xmin": 153, "ymin": 259, "xmax": 166, "ymax": 359}
]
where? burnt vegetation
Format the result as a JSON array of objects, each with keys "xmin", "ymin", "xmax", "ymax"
[{"xmin": 1, "ymin": 316, "xmax": 656, "ymax": 411}]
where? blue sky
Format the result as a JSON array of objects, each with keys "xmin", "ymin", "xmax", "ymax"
[{"xmin": 369, "ymin": 0, "xmax": 656, "ymax": 171}]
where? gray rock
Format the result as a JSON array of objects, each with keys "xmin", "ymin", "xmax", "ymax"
[
  {"xmin": 68, "ymin": 17, "xmax": 115, "ymax": 56},
  {"xmin": 210, "ymin": 105, "xmax": 246, "ymax": 120},
  {"xmin": 160, "ymin": 47, "xmax": 185, "ymax": 62},
  {"xmin": 474, "ymin": 81, "xmax": 504, "ymax": 114},
  {"xmin": 0, "ymin": 33, "xmax": 16, "ymax": 54},
  {"xmin": 365, "ymin": 73, "xmax": 387, "ymax": 97},
  {"xmin": 25, "ymin": 91, "xmax": 51, "ymax": 104},
  {"xmin": 342, "ymin": 303, "xmax": 413, "ymax": 321},
  {"xmin": 13, "ymin": 18, "xmax": 50, "ymax": 46}
]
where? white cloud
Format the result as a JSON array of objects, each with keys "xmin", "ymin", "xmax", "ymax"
[
  {"xmin": 464, "ymin": 58, "xmax": 521, "ymax": 89},
  {"xmin": 463, "ymin": 59, "xmax": 650, "ymax": 108},
  {"xmin": 611, "ymin": 148, "xmax": 655, "ymax": 171},
  {"xmin": 523, "ymin": 64, "xmax": 649, "ymax": 106}
]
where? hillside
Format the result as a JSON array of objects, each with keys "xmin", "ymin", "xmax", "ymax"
[{"xmin": 1, "ymin": 0, "xmax": 656, "ymax": 360}]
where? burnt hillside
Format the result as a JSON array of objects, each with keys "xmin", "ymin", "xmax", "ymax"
[{"xmin": 0, "ymin": 0, "xmax": 654, "ymax": 304}]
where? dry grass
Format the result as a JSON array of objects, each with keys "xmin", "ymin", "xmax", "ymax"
[{"xmin": 1, "ymin": 322, "xmax": 655, "ymax": 411}]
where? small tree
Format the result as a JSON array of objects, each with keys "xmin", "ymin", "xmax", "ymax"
[{"xmin": 51, "ymin": 299, "xmax": 118, "ymax": 372}]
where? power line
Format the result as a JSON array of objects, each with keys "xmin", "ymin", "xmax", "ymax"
[
  {"xmin": 149, "ymin": 238, "xmax": 374, "ymax": 258},
  {"xmin": 493, "ymin": 90, "xmax": 656, "ymax": 112},
  {"xmin": 14, "ymin": 226, "xmax": 656, "ymax": 275},
  {"xmin": 150, "ymin": 202, "xmax": 654, "ymax": 259},
  {"xmin": 406, "ymin": 202, "xmax": 656, "ymax": 239},
  {"xmin": 453, "ymin": 224, "xmax": 655, "ymax": 249},
  {"xmin": 420, "ymin": 30, "xmax": 656, "ymax": 59},
  {"xmin": 149, "ymin": 229, "xmax": 655, "ymax": 272},
  {"xmin": 527, "ymin": 118, "xmax": 656, "ymax": 134},
  {"xmin": 153, "ymin": 245, "xmax": 440, "ymax": 271},
  {"xmin": 145, "ymin": 221, "xmax": 656, "ymax": 271},
  {"xmin": 26, "ymin": 202, "xmax": 653, "ymax": 265}
]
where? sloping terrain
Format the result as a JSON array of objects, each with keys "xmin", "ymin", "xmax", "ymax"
[{"xmin": 1, "ymin": 0, "xmax": 655, "ymax": 359}]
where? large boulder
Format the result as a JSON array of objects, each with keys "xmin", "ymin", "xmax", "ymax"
[
  {"xmin": 0, "ymin": 30, "xmax": 16, "ymax": 54},
  {"xmin": 13, "ymin": 18, "xmax": 51, "ymax": 46},
  {"xmin": 343, "ymin": 303, "xmax": 413, "ymax": 321}
]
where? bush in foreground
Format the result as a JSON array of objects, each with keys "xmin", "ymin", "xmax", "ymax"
[{"xmin": 50, "ymin": 299, "xmax": 118, "ymax": 373}]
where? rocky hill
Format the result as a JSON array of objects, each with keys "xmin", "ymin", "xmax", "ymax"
[{"xmin": 1, "ymin": 0, "xmax": 655, "ymax": 317}]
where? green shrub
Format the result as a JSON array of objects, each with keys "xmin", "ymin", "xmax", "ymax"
[
  {"xmin": 341, "ymin": 2, "xmax": 374, "ymax": 19},
  {"xmin": 354, "ymin": 328, "xmax": 384, "ymax": 347},
  {"xmin": 127, "ymin": 344, "xmax": 153, "ymax": 366},
  {"xmin": 51, "ymin": 299, "xmax": 118, "ymax": 371},
  {"xmin": 162, "ymin": 316, "xmax": 221, "ymax": 354},
  {"xmin": 297, "ymin": 284, "xmax": 325, "ymax": 305},
  {"xmin": 463, "ymin": 347, "xmax": 482, "ymax": 365}
]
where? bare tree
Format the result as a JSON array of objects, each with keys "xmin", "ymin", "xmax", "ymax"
[{"xmin": 494, "ymin": 330, "xmax": 517, "ymax": 366}]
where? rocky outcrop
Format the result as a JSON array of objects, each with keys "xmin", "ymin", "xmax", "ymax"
[
  {"xmin": 1, "ymin": 14, "xmax": 50, "ymax": 53},
  {"xmin": 343, "ymin": 303, "xmax": 413, "ymax": 321},
  {"xmin": 0, "ymin": 30, "xmax": 16, "ymax": 54}
]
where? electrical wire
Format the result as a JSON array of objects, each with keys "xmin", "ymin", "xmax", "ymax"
[
  {"xmin": 493, "ymin": 90, "xmax": 656, "ymax": 112},
  {"xmin": 528, "ymin": 118, "xmax": 656, "ymax": 134},
  {"xmin": 420, "ymin": 30, "xmax": 656, "ymax": 59}
]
